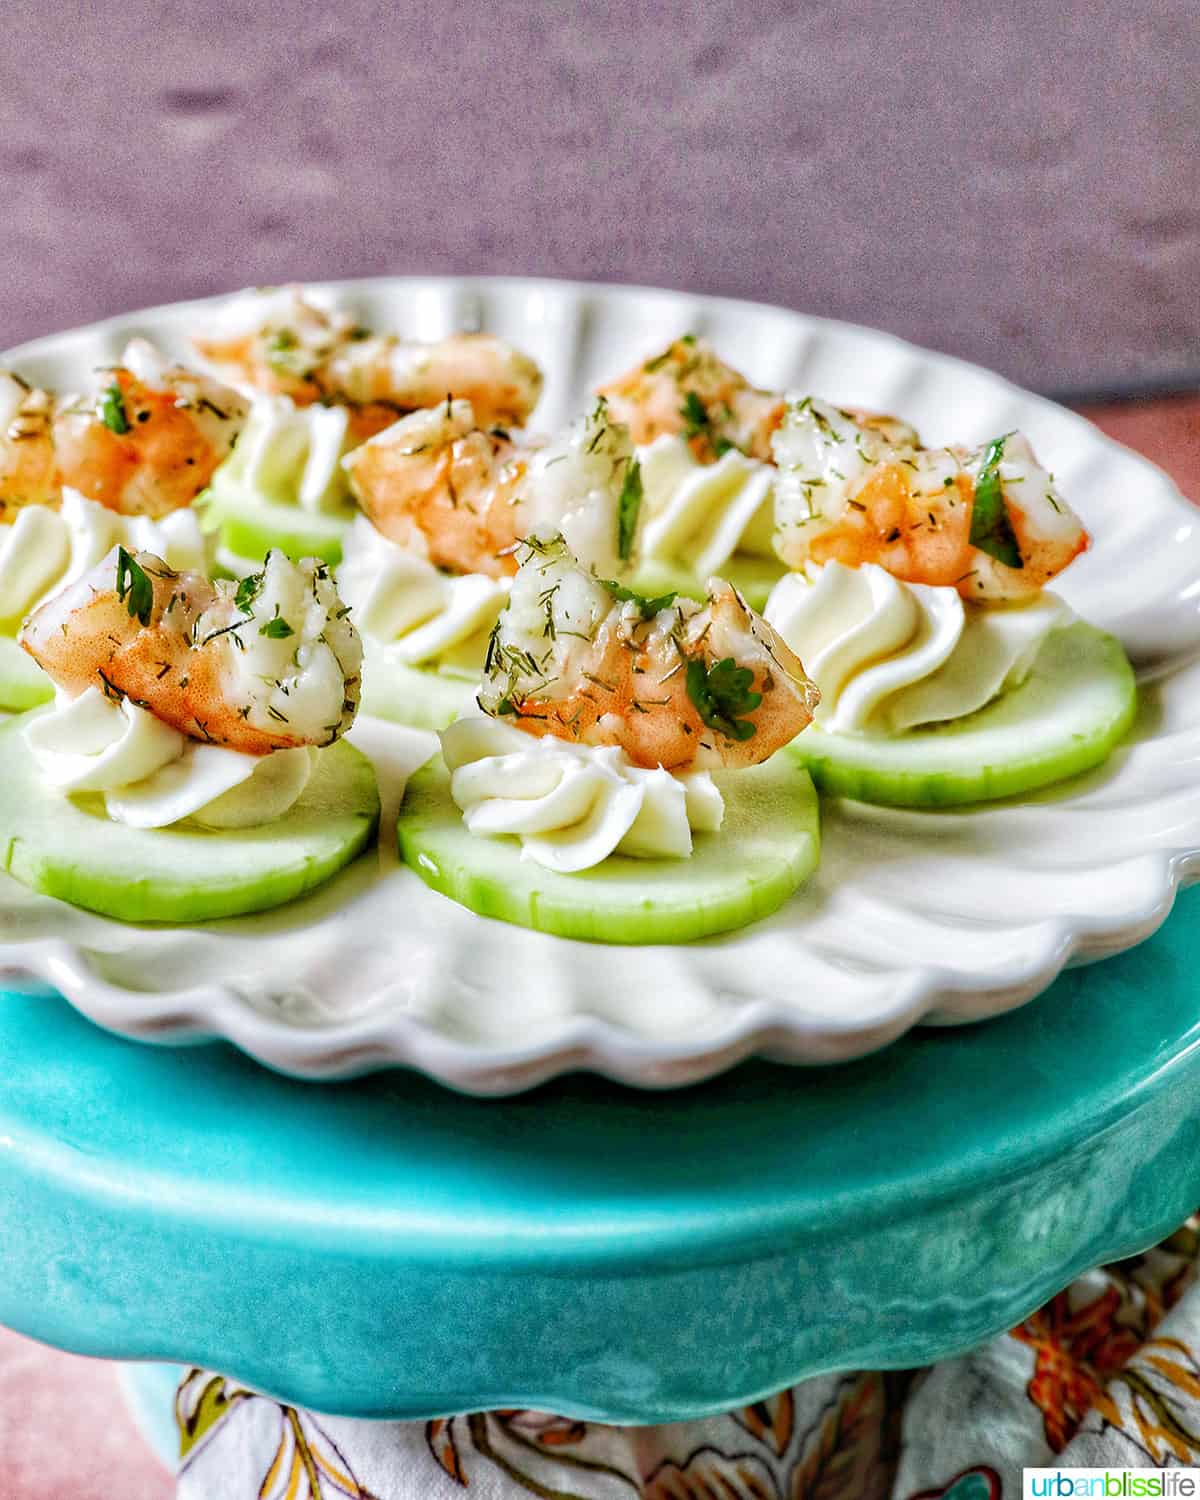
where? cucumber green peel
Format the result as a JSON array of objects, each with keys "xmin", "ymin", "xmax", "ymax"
[
  {"xmin": 0, "ymin": 721, "xmax": 380, "ymax": 923},
  {"xmin": 201, "ymin": 483, "xmax": 354, "ymax": 567},
  {"xmin": 397, "ymin": 753, "xmax": 821, "ymax": 944},
  {"xmin": 787, "ymin": 622, "xmax": 1136, "ymax": 807},
  {"xmin": 360, "ymin": 648, "xmax": 479, "ymax": 732}
]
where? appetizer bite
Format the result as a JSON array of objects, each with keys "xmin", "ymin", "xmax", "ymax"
[
  {"xmin": 597, "ymin": 336, "xmax": 786, "ymax": 608},
  {"xmin": 396, "ymin": 533, "xmax": 822, "ymax": 943},
  {"xmin": 0, "ymin": 352, "xmax": 220, "ymax": 709},
  {"xmin": 764, "ymin": 399, "xmax": 1135, "ymax": 805},
  {"xmin": 339, "ymin": 397, "xmax": 641, "ymax": 729},
  {"xmin": 193, "ymin": 286, "xmax": 545, "ymax": 569},
  {"xmin": 1, "ymin": 548, "xmax": 378, "ymax": 922}
]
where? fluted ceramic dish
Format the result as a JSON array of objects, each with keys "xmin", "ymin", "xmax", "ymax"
[{"xmin": 2, "ymin": 277, "xmax": 1198, "ymax": 1094}]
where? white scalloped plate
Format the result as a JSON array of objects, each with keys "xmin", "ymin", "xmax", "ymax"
[{"xmin": 3, "ymin": 277, "xmax": 1199, "ymax": 1094}]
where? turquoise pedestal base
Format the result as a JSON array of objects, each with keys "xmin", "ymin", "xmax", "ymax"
[{"xmin": 2, "ymin": 887, "xmax": 1200, "ymax": 1423}]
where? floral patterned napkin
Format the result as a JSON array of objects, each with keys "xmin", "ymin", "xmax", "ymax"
[{"xmin": 174, "ymin": 1217, "xmax": 1200, "ymax": 1499}]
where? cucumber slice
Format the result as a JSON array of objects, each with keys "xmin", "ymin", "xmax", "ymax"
[
  {"xmin": 0, "ymin": 723, "xmax": 380, "ymax": 922},
  {"xmin": 397, "ymin": 753, "xmax": 820, "ymax": 943},
  {"xmin": 630, "ymin": 552, "xmax": 786, "ymax": 612},
  {"xmin": 0, "ymin": 636, "xmax": 52, "ymax": 711},
  {"xmin": 361, "ymin": 645, "xmax": 479, "ymax": 732},
  {"xmin": 788, "ymin": 621, "xmax": 1136, "ymax": 807},
  {"xmin": 202, "ymin": 484, "xmax": 354, "ymax": 566}
]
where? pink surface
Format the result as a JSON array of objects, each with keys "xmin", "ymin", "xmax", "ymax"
[{"xmin": 0, "ymin": 1328, "xmax": 170, "ymax": 1498}]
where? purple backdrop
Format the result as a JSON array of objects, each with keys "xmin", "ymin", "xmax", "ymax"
[{"xmin": 2, "ymin": 0, "xmax": 1197, "ymax": 395}]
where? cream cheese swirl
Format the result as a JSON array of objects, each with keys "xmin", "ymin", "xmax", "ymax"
[
  {"xmin": 24, "ymin": 688, "xmax": 315, "ymax": 829},
  {"xmin": 441, "ymin": 716, "xmax": 724, "ymax": 873},
  {"xmin": 337, "ymin": 516, "xmax": 509, "ymax": 669},
  {"xmin": 637, "ymin": 434, "xmax": 775, "ymax": 578},
  {"xmin": 0, "ymin": 489, "xmax": 207, "ymax": 629},
  {"xmin": 764, "ymin": 561, "xmax": 1071, "ymax": 735},
  {"xmin": 208, "ymin": 392, "xmax": 353, "ymax": 514}
]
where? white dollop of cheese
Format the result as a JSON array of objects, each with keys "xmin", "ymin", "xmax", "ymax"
[
  {"xmin": 441, "ymin": 715, "xmax": 724, "ymax": 873},
  {"xmin": 336, "ymin": 516, "xmax": 509, "ymax": 668},
  {"xmin": 764, "ymin": 561, "xmax": 1071, "ymax": 735},
  {"xmin": 637, "ymin": 434, "xmax": 775, "ymax": 577},
  {"xmin": 0, "ymin": 490, "xmax": 207, "ymax": 628},
  {"xmin": 209, "ymin": 393, "xmax": 352, "ymax": 513},
  {"xmin": 23, "ymin": 687, "xmax": 314, "ymax": 829}
]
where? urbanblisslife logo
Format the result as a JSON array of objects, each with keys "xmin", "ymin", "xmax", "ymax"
[{"xmin": 1024, "ymin": 1472, "xmax": 1200, "ymax": 1497}]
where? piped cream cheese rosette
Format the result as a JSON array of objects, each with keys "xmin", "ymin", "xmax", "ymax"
[
  {"xmin": 24, "ymin": 688, "xmax": 317, "ymax": 829},
  {"xmin": 337, "ymin": 514, "xmax": 511, "ymax": 730},
  {"xmin": 630, "ymin": 434, "xmax": 784, "ymax": 610},
  {"xmin": 765, "ymin": 561, "xmax": 1073, "ymax": 736},
  {"xmin": 765, "ymin": 399, "xmax": 1136, "ymax": 805},
  {"xmin": 202, "ymin": 392, "xmax": 359, "ymax": 569},
  {"xmin": 440, "ymin": 714, "xmax": 724, "ymax": 874},
  {"xmin": 2, "ymin": 546, "xmax": 379, "ymax": 922}
]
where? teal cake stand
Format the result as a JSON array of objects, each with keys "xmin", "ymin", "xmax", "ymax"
[{"xmin": 2, "ymin": 887, "xmax": 1200, "ymax": 1426}]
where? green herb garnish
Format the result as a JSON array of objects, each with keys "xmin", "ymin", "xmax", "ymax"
[
  {"xmin": 686, "ymin": 656, "xmax": 761, "ymax": 742},
  {"xmin": 259, "ymin": 613, "xmax": 294, "ymax": 639},
  {"xmin": 600, "ymin": 578, "xmax": 676, "ymax": 617},
  {"xmin": 969, "ymin": 433, "xmax": 1023, "ymax": 569},
  {"xmin": 234, "ymin": 570, "xmax": 265, "ymax": 614},
  {"xmin": 680, "ymin": 391, "xmax": 709, "ymax": 439},
  {"xmin": 617, "ymin": 458, "xmax": 642, "ymax": 561},
  {"xmin": 115, "ymin": 546, "xmax": 153, "ymax": 625},
  {"xmin": 99, "ymin": 384, "xmax": 130, "ymax": 435}
]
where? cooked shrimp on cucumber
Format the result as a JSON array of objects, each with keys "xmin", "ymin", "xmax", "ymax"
[
  {"xmin": 0, "ymin": 373, "xmax": 59, "ymax": 515},
  {"xmin": 476, "ymin": 534, "xmax": 818, "ymax": 771},
  {"xmin": 772, "ymin": 396, "xmax": 1089, "ymax": 601},
  {"xmin": 52, "ymin": 339, "xmax": 248, "ymax": 518},
  {"xmin": 21, "ymin": 546, "xmax": 361, "ymax": 755},
  {"xmin": 344, "ymin": 397, "xmax": 639, "ymax": 579},
  {"xmin": 598, "ymin": 336, "xmax": 786, "ymax": 464},
  {"xmin": 193, "ymin": 285, "xmax": 543, "ymax": 438}
]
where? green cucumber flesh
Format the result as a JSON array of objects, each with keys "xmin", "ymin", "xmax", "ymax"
[
  {"xmin": 0, "ymin": 636, "xmax": 53, "ymax": 712},
  {"xmin": 397, "ymin": 753, "xmax": 820, "ymax": 944},
  {"xmin": 0, "ymin": 722, "xmax": 380, "ymax": 922},
  {"xmin": 630, "ymin": 552, "xmax": 786, "ymax": 612},
  {"xmin": 203, "ymin": 483, "xmax": 354, "ymax": 566},
  {"xmin": 361, "ymin": 648, "xmax": 480, "ymax": 732},
  {"xmin": 788, "ymin": 621, "xmax": 1136, "ymax": 807}
]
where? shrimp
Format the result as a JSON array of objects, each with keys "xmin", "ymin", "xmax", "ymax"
[
  {"xmin": 344, "ymin": 397, "xmax": 638, "ymax": 580},
  {"xmin": 772, "ymin": 397, "xmax": 1089, "ymax": 602},
  {"xmin": 476, "ymin": 534, "xmax": 818, "ymax": 772},
  {"xmin": 193, "ymin": 285, "xmax": 544, "ymax": 438},
  {"xmin": 21, "ymin": 546, "xmax": 361, "ymax": 755},
  {"xmin": 343, "ymin": 398, "xmax": 529, "ymax": 578},
  {"xmin": 52, "ymin": 339, "xmax": 247, "ymax": 518},
  {"xmin": 598, "ymin": 336, "xmax": 785, "ymax": 464},
  {"xmin": 0, "ymin": 373, "xmax": 59, "ymax": 515}
]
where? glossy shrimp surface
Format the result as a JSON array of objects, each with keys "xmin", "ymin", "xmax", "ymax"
[
  {"xmin": 0, "ymin": 373, "xmax": 59, "ymax": 515},
  {"xmin": 21, "ymin": 547, "xmax": 361, "ymax": 755},
  {"xmin": 52, "ymin": 340, "xmax": 247, "ymax": 518},
  {"xmin": 343, "ymin": 399, "xmax": 529, "ymax": 577},
  {"xmin": 477, "ymin": 535, "xmax": 818, "ymax": 771},
  {"xmin": 193, "ymin": 286, "xmax": 543, "ymax": 438},
  {"xmin": 598, "ymin": 336, "xmax": 785, "ymax": 464},
  {"xmin": 345, "ymin": 397, "xmax": 638, "ymax": 580},
  {"xmin": 772, "ymin": 397, "xmax": 1088, "ymax": 601}
]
